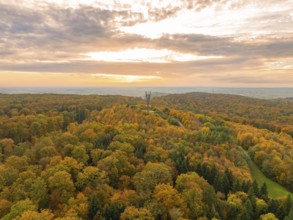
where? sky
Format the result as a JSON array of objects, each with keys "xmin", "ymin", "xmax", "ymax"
[{"xmin": 0, "ymin": 0, "xmax": 292, "ymax": 87}]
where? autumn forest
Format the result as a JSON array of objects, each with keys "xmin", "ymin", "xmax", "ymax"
[{"xmin": 0, "ymin": 93, "xmax": 292, "ymax": 220}]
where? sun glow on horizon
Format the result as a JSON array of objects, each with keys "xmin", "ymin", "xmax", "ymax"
[{"xmin": 91, "ymin": 73, "xmax": 161, "ymax": 83}]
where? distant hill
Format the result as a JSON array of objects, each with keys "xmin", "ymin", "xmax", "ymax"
[
  {"xmin": 1, "ymin": 87, "xmax": 292, "ymax": 99},
  {"xmin": 155, "ymin": 92, "xmax": 293, "ymax": 137}
]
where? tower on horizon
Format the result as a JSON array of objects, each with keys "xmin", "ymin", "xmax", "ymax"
[{"xmin": 145, "ymin": 91, "xmax": 151, "ymax": 112}]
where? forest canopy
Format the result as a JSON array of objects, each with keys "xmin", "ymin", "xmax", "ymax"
[{"xmin": 0, "ymin": 93, "xmax": 292, "ymax": 220}]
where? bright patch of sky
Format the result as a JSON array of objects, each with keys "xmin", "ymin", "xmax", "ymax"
[
  {"xmin": 83, "ymin": 49, "xmax": 223, "ymax": 63},
  {"xmin": 120, "ymin": 1, "xmax": 293, "ymax": 39}
]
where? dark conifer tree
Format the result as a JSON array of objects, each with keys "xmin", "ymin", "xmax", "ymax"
[
  {"xmin": 171, "ymin": 146, "xmax": 190, "ymax": 174},
  {"xmin": 283, "ymin": 195, "xmax": 292, "ymax": 216},
  {"xmin": 224, "ymin": 168, "xmax": 234, "ymax": 188},
  {"xmin": 202, "ymin": 163, "xmax": 208, "ymax": 177},
  {"xmin": 268, "ymin": 199, "xmax": 280, "ymax": 215},
  {"xmin": 237, "ymin": 210, "xmax": 251, "ymax": 220},
  {"xmin": 88, "ymin": 194, "xmax": 99, "ymax": 220},
  {"xmin": 244, "ymin": 199, "xmax": 254, "ymax": 218},
  {"xmin": 252, "ymin": 180, "xmax": 260, "ymax": 197},
  {"xmin": 196, "ymin": 163, "xmax": 202, "ymax": 176},
  {"xmin": 213, "ymin": 173, "xmax": 223, "ymax": 192},
  {"xmin": 248, "ymin": 187, "xmax": 258, "ymax": 219},
  {"xmin": 227, "ymin": 205, "xmax": 238, "ymax": 220},
  {"xmin": 284, "ymin": 209, "xmax": 293, "ymax": 220},
  {"xmin": 205, "ymin": 166, "xmax": 212, "ymax": 184},
  {"xmin": 210, "ymin": 165, "xmax": 217, "ymax": 185},
  {"xmin": 222, "ymin": 172, "xmax": 230, "ymax": 195},
  {"xmin": 238, "ymin": 200, "xmax": 253, "ymax": 220},
  {"xmin": 260, "ymin": 183, "xmax": 269, "ymax": 201},
  {"xmin": 276, "ymin": 205, "xmax": 286, "ymax": 220},
  {"xmin": 232, "ymin": 179, "xmax": 241, "ymax": 192},
  {"xmin": 104, "ymin": 204, "xmax": 123, "ymax": 220},
  {"xmin": 242, "ymin": 181, "xmax": 251, "ymax": 192}
]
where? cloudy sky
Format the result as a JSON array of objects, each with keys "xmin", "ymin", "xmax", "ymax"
[{"xmin": 0, "ymin": 0, "xmax": 292, "ymax": 87}]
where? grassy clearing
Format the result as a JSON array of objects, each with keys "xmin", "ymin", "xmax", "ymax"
[{"xmin": 247, "ymin": 160, "xmax": 293, "ymax": 198}]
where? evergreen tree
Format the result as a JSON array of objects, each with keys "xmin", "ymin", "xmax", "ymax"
[
  {"xmin": 252, "ymin": 180, "xmax": 260, "ymax": 197},
  {"xmin": 276, "ymin": 206, "xmax": 286, "ymax": 220},
  {"xmin": 260, "ymin": 183, "xmax": 269, "ymax": 201},
  {"xmin": 196, "ymin": 163, "xmax": 202, "ymax": 176},
  {"xmin": 283, "ymin": 195, "xmax": 292, "ymax": 216},
  {"xmin": 248, "ymin": 187, "xmax": 257, "ymax": 219},
  {"xmin": 238, "ymin": 200, "xmax": 253, "ymax": 220},
  {"xmin": 284, "ymin": 209, "xmax": 293, "ymax": 220},
  {"xmin": 248, "ymin": 187, "xmax": 256, "ymax": 202},
  {"xmin": 227, "ymin": 205, "xmax": 238, "ymax": 220},
  {"xmin": 88, "ymin": 194, "xmax": 99, "ymax": 220},
  {"xmin": 238, "ymin": 211, "xmax": 251, "ymax": 220},
  {"xmin": 232, "ymin": 179, "xmax": 241, "ymax": 192},
  {"xmin": 134, "ymin": 138, "xmax": 147, "ymax": 159},
  {"xmin": 213, "ymin": 174, "xmax": 223, "ymax": 192},
  {"xmin": 242, "ymin": 181, "xmax": 251, "ymax": 192},
  {"xmin": 222, "ymin": 173, "xmax": 230, "ymax": 195},
  {"xmin": 104, "ymin": 204, "xmax": 123, "ymax": 220},
  {"xmin": 224, "ymin": 168, "xmax": 234, "ymax": 188},
  {"xmin": 268, "ymin": 199, "xmax": 279, "ymax": 215},
  {"xmin": 210, "ymin": 209, "xmax": 220, "ymax": 220},
  {"xmin": 210, "ymin": 165, "xmax": 217, "ymax": 185},
  {"xmin": 202, "ymin": 163, "xmax": 208, "ymax": 177},
  {"xmin": 171, "ymin": 146, "xmax": 190, "ymax": 174},
  {"xmin": 205, "ymin": 165, "xmax": 212, "ymax": 184},
  {"xmin": 244, "ymin": 199, "xmax": 254, "ymax": 218}
]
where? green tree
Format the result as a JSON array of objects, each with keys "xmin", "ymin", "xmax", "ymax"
[
  {"xmin": 30, "ymin": 177, "xmax": 48, "ymax": 209},
  {"xmin": 238, "ymin": 199, "xmax": 253, "ymax": 220},
  {"xmin": 133, "ymin": 138, "xmax": 147, "ymax": 159},
  {"xmin": 283, "ymin": 195, "xmax": 292, "ymax": 216},
  {"xmin": 222, "ymin": 172, "xmax": 231, "ymax": 195},
  {"xmin": 170, "ymin": 145, "xmax": 190, "ymax": 174},
  {"xmin": 260, "ymin": 183, "xmax": 269, "ymax": 201},
  {"xmin": 0, "ymin": 165, "xmax": 18, "ymax": 190},
  {"xmin": 268, "ymin": 199, "xmax": 279, "ymax": 214},
  {"xmin": 232, "ymin": 179, "xmax": 242, "ymax": 192},
  {"xmin": 276, "ymin": 205, "xmax": 286, "ymax": 220},
  {"xmin": 176, "ymin": 172, "xmax": 207, "ymax": 218},
  {"xmin": 213, "ymin": 174, "xmax": 223, "ymax": 193},
  {"xmin": 108, "ymin": 141, "xmax": 135, "ymax": 154},
  {"xmin": 76, "ymin": 166, "xmax": 107, "ymax": 190},
  {"xmin": 72, "ymin": 145, "xmax": 89, "ymax": 164},
  {"xmin": 48, "ymin": 171, "xmax": 75, "ymax": 205},
  {"xmin": 284, "ymin": 209, "xmax": 293, "ymax": 220},
  {"xmin": 227, "ymin": 205, "xmax": 238, "ymax": 220},
  {"xmin": 88, "ymin": 194, "xmax": 99, "ymax": 220},
  {"xmin": 252, "ymin": 180, "xmax": 260, "ymax": 198},
  {"xmin": 5, "ymin": 156, "xmax": 28, "ymax": 171},
  {"xmin": 237, "ymin": 211, "xmax": 251, "ymax": 220},
  {"xmin": 97, "ymin": 151, "xmax": 136, "ymax": 188},
  {"xmin": 104, "ymin": 203, "xmax": 123, "ymax": 220},
  {"xmin": 133, "ymin": 162, "xmax": 173, "ymax": 197},
  {"xmin": 2, "ymin": 199, "xmax": 36, "ymax": 220}
]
